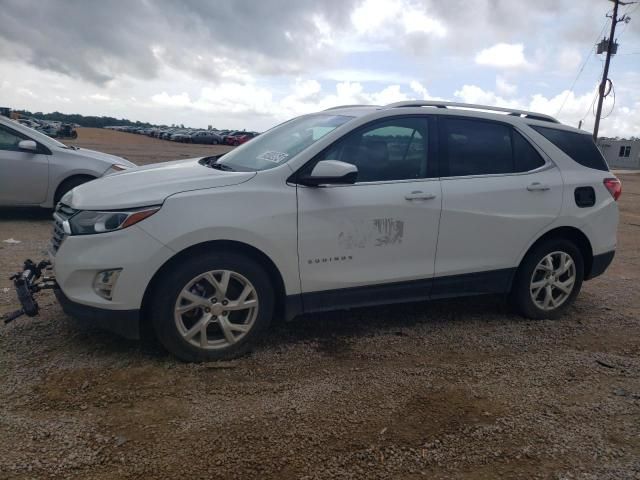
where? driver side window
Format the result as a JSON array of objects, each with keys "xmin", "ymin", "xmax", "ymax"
[
  {"xmin": 0, "ymin": 126, "xmax": 25, "ymax": 152},
  {"xmin": 317, "ymin": 117, "xmax": 429, "ymax": 183}
]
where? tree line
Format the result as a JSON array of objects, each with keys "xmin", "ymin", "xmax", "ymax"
[{"xmin": 13, "ymin": 110, "xmax": 160, "ymax": 129}]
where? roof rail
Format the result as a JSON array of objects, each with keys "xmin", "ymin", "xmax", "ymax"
[
  {"xmin": 385, "ymin": 101, "xmax": 559, "ymax": 123},
  {"xmin": 323, "ymin": 104, "xmax": 377, "ymax": 111}
]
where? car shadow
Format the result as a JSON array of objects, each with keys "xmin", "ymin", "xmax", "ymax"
[
  {"xmin": 261, "ymin": 294, "xmax": 513, "ymax": 350},
  {"xmin": 51, "ymin": 295, "xmax": 514, "ymax": 363},
  {"xmin": 0, "ymin": 207, "xmax": 53, "ymax": 221}
]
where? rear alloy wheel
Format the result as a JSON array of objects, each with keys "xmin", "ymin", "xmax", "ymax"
[
  {"xmin": 529, "ymin": 251, "xmax": 576, "ymax": 311},
  {"xmin": 511, "ymin": 239, "xmax": 584, "ymax": 319},
  {"xmin": 151, "ymin": 252, "xmax": 273, "ymax": 361}
]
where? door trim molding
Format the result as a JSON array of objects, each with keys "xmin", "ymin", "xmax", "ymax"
[{"xmin": 295, "ymin": 267, "xmax": 516, "ymax": 315}]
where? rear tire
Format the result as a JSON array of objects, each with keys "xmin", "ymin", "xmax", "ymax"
[
  {"xmin": 150, "ymin": 251, "xmax": 274, "ymax": 362},
  {"xmin": 511, "ymin": 238, "xmax": 584, "ymax": 319}
]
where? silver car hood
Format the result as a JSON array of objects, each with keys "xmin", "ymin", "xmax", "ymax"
[
  {"xmin": 64, "ymin": 158, "xmax": 256, "ymax": 210},
  {"xmin": 64, "ymin": 147, "xmax": 137, "ymax": 169}
]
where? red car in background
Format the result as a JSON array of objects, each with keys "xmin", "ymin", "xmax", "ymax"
[{"xmin": 225, "ymin": 131, "xmax": 259, "ymax": 146}]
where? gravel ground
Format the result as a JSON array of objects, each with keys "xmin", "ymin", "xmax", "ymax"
[{"xmin": 0, "ymin": 129, "xmax": 639, "ymax": 479}]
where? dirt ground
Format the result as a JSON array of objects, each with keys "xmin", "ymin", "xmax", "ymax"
[
  {"xmin": 64, "ymin": 127, "xmax": 234, "ymax": 165},
  {"xmin": 0, "ymin": 128, "xmax": 639, "ymax": 479}
]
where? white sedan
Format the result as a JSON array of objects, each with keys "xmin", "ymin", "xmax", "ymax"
[{"xmin": 0, "ymin": 116, "xmax": 135, "ymax": 208}]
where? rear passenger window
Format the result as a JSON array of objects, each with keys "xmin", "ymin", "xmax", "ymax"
[
  {"xmin": 513, "ymin": 130, "xmax": 545, "ymax": 172},
  {"xmin": 441, "ymin": 118, "xmax": 544, "ymax": 177},
  {"xmin": 531, "ymin": 125, "xmax": 609, "ymax": 171}
]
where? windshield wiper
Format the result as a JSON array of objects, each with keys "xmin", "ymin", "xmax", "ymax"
[{"xmin": 210, "ymin": 162, "xmax": 235, "ymax": 171}]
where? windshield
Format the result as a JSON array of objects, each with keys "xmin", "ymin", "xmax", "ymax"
[
  {"xmin": 215, "ymin": 114, "xmax": 353, "ymax": 171},
  {"xmin": 11, "ymin": 120, "xmax": 70, "ymax": 149}
]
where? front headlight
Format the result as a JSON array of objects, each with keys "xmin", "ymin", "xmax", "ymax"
[
  {"xmin": 68, "ymin": 206, "xmax": 160, "ymax": 235},
  {"xmin": 104, "ymin": 163, "xmax": 130, "ymax": 176}
]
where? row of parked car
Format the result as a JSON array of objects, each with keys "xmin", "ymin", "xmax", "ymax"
[
  {"xmin": 15, "ymin": 117, "xmax": 78, "ymax": 139},
  {"xmin": 105, "ymin": 125, "xmax": 260, "ymax": 146}
]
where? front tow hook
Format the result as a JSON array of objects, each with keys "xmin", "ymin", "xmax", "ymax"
[{"xmin": 2, "ymin": 259, "xmax": 57, "ymax": 325}]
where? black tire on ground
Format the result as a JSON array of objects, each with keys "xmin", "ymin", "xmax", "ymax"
[
  {"xmin": 212, "ymin": 139, "xmax": 218, "ymax": 145},
  {"xmin": 233, "ymin": 140, "xmax": 240, "ymax": 146},
  {"xmin": 53, "ymin": 175, "xmax": 95, "ymax": 205},
  {"xmin": 150, "ymin": 251, "xmax": 274, "ymax": 362},
  {"xmin": 510, "ymin": 238, "xmax": 584, "ymax": 320}
]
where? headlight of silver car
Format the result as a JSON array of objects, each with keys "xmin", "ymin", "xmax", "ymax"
[
  {"xmin": 68, "ymin": 207, "xmax": 160, "ymax": 235},
  {"xmin": 104, "ymin": 163, "xmax": 131, "ymax": 176}
]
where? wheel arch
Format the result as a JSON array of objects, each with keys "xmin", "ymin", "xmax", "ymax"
[
  {"xmin": 52, "ymin": 173, "xmax": 97, "ymax": 205},
  {"xmin": 140, "ymin": 239, "xmax": 288, "ymax": 333},
  {"xmin": 518, "ymin": 226, "xmax": 594, "ymax": 279}
]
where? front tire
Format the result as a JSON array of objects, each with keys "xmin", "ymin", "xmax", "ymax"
[
  {"xmin": 150, "ymin": 252, "xmax": 274, "ymax": 362},
  {"xmin": 511, "ymin": 239, "xmax": 584, "ymax": 319},
  {"xmin": 53, "ymin": 175, "xmax": 94, "ymax": 205}
]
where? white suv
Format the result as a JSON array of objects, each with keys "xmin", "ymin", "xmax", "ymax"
[{"xmin": 40, "ymin": 101, "xmax": 620, "ymax": 361}]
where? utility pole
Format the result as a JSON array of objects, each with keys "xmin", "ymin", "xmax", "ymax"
[{"xmin": 593, "ymin": 0, "xmax": 632, "ymax": 140}]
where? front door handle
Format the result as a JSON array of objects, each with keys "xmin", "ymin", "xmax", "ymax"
[
  {"xmin": 405, "ymin": 191, "xmax": 437, "ymax": 201},
  {"xmin": 527, "ymin": 182, "xmax": 550, "ymax": 192}
]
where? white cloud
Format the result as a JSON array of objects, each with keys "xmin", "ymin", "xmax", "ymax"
[
  {"xmin": 496, "ymin": 75, "xmax": 517, "ymax": 96},
  {"xmin": 151, "ymin": 92, "xmax": 192, "ymax": 107},
  {"xmin": 351, "ymin": 0, "xmax": 446, "ymax": 37},
  {"xmin": 402, "ymin": 10, "xmax": 447, "ymax": 37},
  {"xmin": 475, "ymin": 43, "xmax": 531, "ymax": 69},
  {"xmin": 454, "ymin": 84, "xmax": 520, "ymax": 108},
  {"xmin": 410, "ymin": 81, "xmax": 429, "ymax": 99},
  {"xmin": 555, "ymin": 47, "xmax": 582, "ymax": 73},
  {"xmin": 321, "ymin": 69, "xmax": 412, "ymax": 84},
  {"xmin": 89, "ymin": 93, "xmax": 111, "ymax": 101},
  {"xmin": 17, "ymin": 87, "xmax": 38, "ymax": 98}
]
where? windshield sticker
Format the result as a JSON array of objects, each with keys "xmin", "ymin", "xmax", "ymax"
[{"xmin": 257, "ymin": 151, "xmax": 289, "ymax": 164}]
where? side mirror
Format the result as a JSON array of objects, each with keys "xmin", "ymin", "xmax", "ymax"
[
  {"xmin": 299, "ymin": 160, "xmax": 358, "ymax": 187},
  {"xmin": 18, "ymin": 140, "xmax": 38, "ymax": 152}
]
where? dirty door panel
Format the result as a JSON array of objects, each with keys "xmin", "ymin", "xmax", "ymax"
[{"xmin": 297, "ymin": 179, "xmax": 442, "ymax": 295}]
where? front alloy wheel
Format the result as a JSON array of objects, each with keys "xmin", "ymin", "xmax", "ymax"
[
  {"xmin": 151, "ymin": 252, "xmax": 274, "ymax": 361},
  {"xmin": 175, "ymin": 270, "xmax": 259, "ymax": 349}
]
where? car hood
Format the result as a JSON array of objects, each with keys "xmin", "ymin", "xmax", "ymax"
[
  {"xmin": 63, "ymin": 158, "xmax": 256, "ymax": 210},
  {"xmin": 63, "ymin": 146, "xmax": 136, "ymax": 169}
]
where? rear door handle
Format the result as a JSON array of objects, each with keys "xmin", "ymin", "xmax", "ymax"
[
  {"xmin": 405, "ymin": 191, "xmax": 437, "ymax": 201},
  {"xmin": 527, "ymin": 182, "xmax": 550, "ymax": 192}
]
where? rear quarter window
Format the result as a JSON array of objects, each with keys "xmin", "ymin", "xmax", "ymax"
[{"xmin": 531, "ymin": 126, "xmax": 609, "ymax": 171}]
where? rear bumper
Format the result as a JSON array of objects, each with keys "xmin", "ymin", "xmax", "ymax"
[
  {"xmin": 586, "ymin": 250, "xmax": 615, "ymax": 280},
  {"xmin": 54, "ymin": 288, "xmax": 140, "ymax": 339}
]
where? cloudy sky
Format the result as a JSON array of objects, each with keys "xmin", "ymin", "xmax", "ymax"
[{"xmin": 0, "ymin": 0, "xmax": 638, "ymax": 136}]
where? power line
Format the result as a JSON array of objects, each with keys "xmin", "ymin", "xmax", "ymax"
[
  {"xmin": 601, "ymin": 81, "xmax": 616, "ymax": 119},
  {"xmin": 555, "ymin": 18, "xmax": 610, "ymax": 116}
]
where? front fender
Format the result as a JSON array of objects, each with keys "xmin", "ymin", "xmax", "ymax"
[{"xmin": 138, "ymin": 184, "xmax": 300, "ymax": 295}]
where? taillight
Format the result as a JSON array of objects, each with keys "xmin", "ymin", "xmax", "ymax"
[{"xmin": 603, "ymin": 177, "xmax": 622, "ymax": 201}]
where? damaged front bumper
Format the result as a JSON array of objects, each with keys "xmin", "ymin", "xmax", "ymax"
[{"xmin": 3, "ymin": 259, "xmax": 140, "ymax": 339}]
